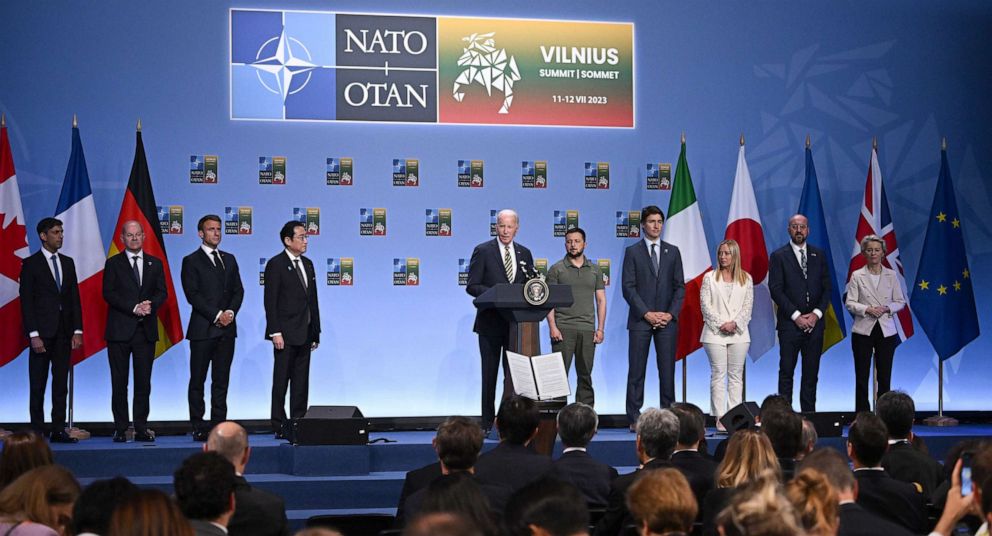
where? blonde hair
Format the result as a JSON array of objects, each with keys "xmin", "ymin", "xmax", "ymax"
[
  {"xmin": 0, "ymin": 465, "xmax": 80, "ymax": 531},
  {"xmin": 785, "ymin": 469, "xmax": 839, "ymax": 536},
  {"xmin": 626, "ymin": 468, "xmax": 697, "ymax": 534},
  {"xmin": 716, "ymin": 430, "xmax": 781, "ymax": 488},
  {"xmin": 715, "ymin": 240, "xmax": 750, "ymax": 286},
  {"xmin": 716, "ymin": 470, "xmax": 803, "ymax": 536}
]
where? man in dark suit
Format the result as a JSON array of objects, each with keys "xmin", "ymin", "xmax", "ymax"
[
  {"xmin": 103, "ymin": 220, "xmax": 167, "ymax": 443},
  {"xmin": 768, "ymin": 214, "xmax": 832, "ymax": 411},
  {"xmin": 848, "ymin": 412, "xmax": 926, "ymax": 533},
  {"xmin": 670, "ymin": 403, "xmax": 717, "ymax": 510},
  {"xmin": 621, "ymin": 205, "xmax": 684, "ymax": 425},
  {"xmin": 19, "ymin": 217, "xmax": 82, "ymax": 443},
  {"xmin": 553, "ymin": 402, "xmax": 618, "ymax": 507},
  {"xmin": 595, "ymin": 407, "xmax": 680, "ymax": 536},
  {"xmin": 475, "ymin": 395, "xmax": 552, "ymax": 493},
  {"xmin": 206, "ymin": 422, "xmax": 289, "ymax": 536},
  {"xmin": 877, "ymin": 391, "xmax": 944, "ymax": 502},
  {"xmin": 264, "ymin": 220, "xmax": 320, "ymax": 441},
  {"xmin": 174, "ymin": 452, "xmax": 238, "ymax": 536},
  {"xmin": 181, "ymin": 215, "xmax": 244, "ymax": 442},
  {"xmin": 466, "ymin": 209, "xmax": 535, "ymax": 431}
]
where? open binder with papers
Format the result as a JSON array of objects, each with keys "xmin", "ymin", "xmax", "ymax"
[{"xmin": 506, "ymin": 350, "xmax": 570, "ymax": 401}]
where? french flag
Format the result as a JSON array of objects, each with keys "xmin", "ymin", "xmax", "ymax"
[{"xmin": 55, "ymin": 125, "xmax": 107, "ymax": 364}]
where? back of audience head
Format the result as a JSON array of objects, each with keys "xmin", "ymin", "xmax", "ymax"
[
  {"xmin": 0, "ymin": 464, "xmax": 80, "ymax": 533},
  {"xmin": 173, "ymin": 452, "xmax": 237, "ymax": 524},
  {"xmin": 557, "ymin": 403, "xmax": 598, "ymax": 449},
  {"xmin": 504, "ymin": 478, "xmax": 588, "ymax": 536},
  {"xmin": 108, "ymin": 488, "xmax": 193, "ymax": 536},
  {"xmin": 971, "ymin": 445, "xmax": 992, "ymax": 510},
  {"xmin": 785, "ymin": 468, "xmax": 839, "ymax": 536},
  {"xmin": 875, "ymin": 391, "xmax": 915, "ymax": 440},
  {"xmin": 943, "ymin": 439, "xmax": 988, "ymax": 482},
  {"xmin": 404, "ymin": 512, "xmax": 484, "ymax": 536},
  {"xmin": 626, "ymin": 468, "xmax": 697, "ymax": 535},
  {"xmin": 205, "ymin": 421, "xmax": 250, "ymax": 472},
  {"xmin": 295, "ymin": 529, "xmax": 344, "ymax": 536},
  {"xmin": 434, "ymin": 416, "xmax": 484, "ymax": 473},
  {"xmin": 73, "ymin": 476, "xmax": 139, "ymax": 535},
  {"xmin": 636, "ymin": 408, "xmax": 679, "ymax": 461},
  {"xmin": 716, "ymin": 470, "xmax": 802, "ymax": 536},
  {"xmin": 671, "ymin": 402, "xmax": 706, "ymax": 449},
  {"xmin": 761, "ymin": 408, "xmax": 802, "ymax": 460},
  {"xmin": 846, "ymin": 412, "xmax": 888, "ymax": 468},
  {"xmin": 497, "ymin": 396, "xmax": 540, "ymax": 445},
  {"xmin": 717, "ymin": 429, "xmax": 780, "ymax": 488},
  {"xmin": 798, "ymin": 419, "xmax": 817, "ymax": 460},
  {"xmin": 798, "ymin": 448, "xmax": 856, "ymax": 499},
  {"xmin": 759, "ymin": 395, "xmax": 792, "ymax": 420},
  {"xmin": 421, "ymin": 472, "xmax": 494, "ymax": 535},
  {"xmin": 0, "ymin": 431, "xmax": 53, "ymax": 489}
]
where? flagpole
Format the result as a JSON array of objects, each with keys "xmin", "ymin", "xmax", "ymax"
[
  {"xmin": 64, "ymin": 114, "xmax": 90, "ymax": 441},
  {"xmin": 682, "ymin": 359, "xmax": 688, "ymax": 403}
]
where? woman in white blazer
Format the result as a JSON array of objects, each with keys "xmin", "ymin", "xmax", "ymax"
[
  {"xmin": 700, "ymin": 240, "xmax": 753, "ymax": 430},
  {"xmin": 845, "ymin": 234, "xmax": 906, "ymax": 412}
]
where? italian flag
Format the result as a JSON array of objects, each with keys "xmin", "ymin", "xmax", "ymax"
[{"xmin": 662, "ymin": 139, "xmax": 711, "ymax": 360}]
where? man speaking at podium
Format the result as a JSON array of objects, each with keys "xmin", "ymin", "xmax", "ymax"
[{"xmin": 466, "ymin": 209, "xmax": 534, "ymax": 433}]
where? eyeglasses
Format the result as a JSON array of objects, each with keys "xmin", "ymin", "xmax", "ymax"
[{"xmin": 293, "ymin": 234, "xmax": 309, "ymax": 241}]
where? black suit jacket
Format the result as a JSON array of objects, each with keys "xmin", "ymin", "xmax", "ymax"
[
  {"xmin": 854, "ymin": 469, "xmax": 927, "ymax": 534},
  {"xmin": 466, "ymin": 239, "xmax": 535, "ymax": 336},
  {"xmin": 181, "ymin": 248, "xmax": 244, "ymax": 340},
  {"xmin": 837, "ymin": 502, "xmax": 915, "ymax": 536},
  {"xmin": 103, "ymin": 251, "xmax": 167, "ymax": 342},
  {"xmin": 19, "ymin": 250, "xmax": 82, "ymax": 338},
  {"xmin": 881, "ymin": 441, "xmax": 944, "ymax": 502},
  {"xmin": 553, "ymin": 450, "xmax": 619, "ymax": 507},
  {"xmin": 671, "ymin": 450, "xmax": 717, "ymax": 512},
  {"xmin": 403, "ymin": 474, "xmax": 512, "ymax": 525},
  {"xmin": 594, "ymin": 458, "xmax": 673, "ymax": 536},
  {"xmin": 768, "ymin": 243, "xmax": 831, "ymax": 331},
  {"xmin": 621, "ymin": 240, "xmax": 685, "ymax": 330},
  {"xmin": 263, "ymin": 251, "xmax": 320, "ymax": 346},
  {"xmin": 228, "ymin": 475, "xmax": 289, "ymax": 536},
  {"xmin": 395, "ymin": 462, "xmax": 442, "ymax": 527},
  {"xmin": 191, "ymin": 520, "xmax": 227, "ymax": 536},
  {"xmin": 474, "ymin": 442, "xmax": 552, "ymax": 493}
]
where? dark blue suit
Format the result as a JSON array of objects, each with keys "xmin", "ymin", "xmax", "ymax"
[
  {"xmin": 767, "ymin": 242, "xmax": 831, "ymax": 411},
  {"xmin": 466, "ymin": 238, "xmax": 534, "ymax": 427},
  {"xmin": 621, "ymin": 239, "xmax": 684, "ymax": 421}
]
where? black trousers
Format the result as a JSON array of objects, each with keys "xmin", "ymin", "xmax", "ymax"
[
  {"xmin": 28, "ymin": 334, "xmax": 71, "ymax": 433},
  {"xmin": 777, "ymin": 324, "xmax": 824, "ymax": 412},
  {"xmin": 188, "ymin": 336, "xmax": 235, "ymax": 432},
  {"xmin": 271, "ymin": 343, "xmax": 311, "ymax": 434},
  {"xmin": 626, "ymin": 324, "xmax": 677, "ymax": 423},
  {"xmin": 852, "ymin": 324, "xmax": 899, "ymax": 412},
  {"xmin": 107, "ymin": 328, "xmax": 155, "ymax": 433},
  {"xmin": 479, "ymin": 332, "xmax": 514, "ymax": 429}
]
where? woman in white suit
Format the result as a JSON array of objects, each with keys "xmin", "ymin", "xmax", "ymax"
[
  {"xmin": 845, "ymin": 234, "xmax": 906, "ymax": 412},
  {"xmin": 700, "ymin": 240, "xmax": 753, "ymax": 431}
]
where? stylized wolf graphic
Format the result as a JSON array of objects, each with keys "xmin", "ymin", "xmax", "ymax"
[{"xmin": 453, "ymin": 32, "xmax": 520, "ymax": 114}]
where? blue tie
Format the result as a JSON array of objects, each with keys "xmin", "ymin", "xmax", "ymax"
[{"xmin": 50, "ymin": 254, "xmax": 61, "ymax": 291}]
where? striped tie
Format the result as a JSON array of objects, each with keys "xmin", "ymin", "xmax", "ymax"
[{"xmin": 503, "ymin": 245, "xmax": 514, "ymax": 282}]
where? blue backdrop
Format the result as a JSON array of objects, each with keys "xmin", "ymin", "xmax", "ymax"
[{"xmin": 1, "ymin": 1, "xmax": 990, "ymax": 422}]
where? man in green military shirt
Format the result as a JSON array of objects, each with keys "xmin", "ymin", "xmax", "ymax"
[{"xmin": 546, "ymin": 227, "xmax": 607, "ymax": 406}]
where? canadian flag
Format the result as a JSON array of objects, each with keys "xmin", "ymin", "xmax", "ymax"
[{"xmin": 0, "ymin": 122, "xmax": 30, "ymax": 366}]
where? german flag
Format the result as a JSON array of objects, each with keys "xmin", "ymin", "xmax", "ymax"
[{"xmin": 108, "ymin": 128, "xmax": 183, "ymax": 358}]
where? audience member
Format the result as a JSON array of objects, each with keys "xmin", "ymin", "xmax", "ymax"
[
  {"xmin": 715, "ymin": 470, "xmax": 802, "ymax": 536},
  {"xmin": 403, "ymin": 513, "xmax": 483, "ymax": 536},
  {"xmin": 174, "ymin": 452, "xmax": 238, "ymax": 536},
  {"xmin": 474, "ymin": 397, "xmax": 552, "ymax": 493},
  {"xmin": 876, "ymin": 391, "xmax": 945, "ymax": 501},
  {"xmin": 419, "ymin": 473, "xmax": 497, "ymax": 536},
  {"xmin": 847, "ymin": 412, "xmax": 926, "ymax": 533},
  {"xmin": 713, "ymin": 394, "xmax": 790, "ymax": 463},
  {"xmin": 798, "ymin": 418, "xmax": 817, "ymax": 461},
  {"xmin": 205, "ymin": 422, "xmax": 289, "ymax": 536},
  {"xmin": 504, "ymin": 478, "xmax": 589, "ymax": 536},
  {"xmin": 0, "ymin": 432, "xmax": 53, "ymax": 490},
  {"xmin": 760, "ymin": 408, "xmax": 802, "ymax": 480},
  {"xmin": 798, "ymin": 448, "xmax": 912, "ymax": 536},
  {"xmin": 784, "ymin": 468, "xmax": 838, "ymax": 536},
  {"xmin": 626, "ymin": 468, "xmax": 696, "ymax": 536},
  {"xmin": 702, "ymin": 429, "xmax": 780, "ymax": 536},
  {"xmin": 293, "ymin": 529, "xmax": 342, "ymax": 536},
  {"xmin": 0, "ymin": 465, "xmax": 79, "ymax": 536},
  {"xmin": 670, "ymin": 403, "xmax": 717, "ymax": 512},
  {"xmin": 929, "ymin": 456, "xmax": 984, "ymax": 536},
  {"xmin": 107, "ymin": 489, "xmax": 194, "ymax": 536},
  {"xmin": 594, "ymin": 408, "xmax": 679, "ymax": 536},
  {"xmin": 552, "ymin": 403, "xmax": 618, "ymax": 508},
  {"xmin": 73, "ymin": 476, "xmax": 139, "ymax": 536}
]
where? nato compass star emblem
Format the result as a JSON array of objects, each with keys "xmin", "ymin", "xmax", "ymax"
[{"xmin": 251, "ymin": 29, "xmax": 317, "ymax": 102}]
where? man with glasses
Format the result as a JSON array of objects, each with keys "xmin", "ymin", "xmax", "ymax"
[
  {"xmin": 263, "ymin": 221, "xmax": 320, "ymax": 441},
  {"xmin": 103, "ymin": 220, "xmax": 168, "ymax": 442},
  {"xmin": 768, "ymin": 214, "xmax": 832, "ymax": 411}
]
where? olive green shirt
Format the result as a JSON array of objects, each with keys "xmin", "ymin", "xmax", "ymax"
[{"xmin": 547, "ymin": 256, "xmax": 604, "ymax": 330}]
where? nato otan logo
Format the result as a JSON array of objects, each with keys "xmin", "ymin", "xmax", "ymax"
[
  {"xmin": 426, "ymin": 209, "xmax": 452, "ymax": 237},
  {"xmin": 585, "ymin": 161, "xmax": 609, "ymax": 189},
  {"xmin": 646, "ymin": 162, "xmax": 672, "ymax": 190},
  {"xmin": 554, "ymin": 210, "xmax": 579, "ymax": 237},
  {"xmin": 490, "ymin": 209, "xmax": 499, "ymax": 237},
  {"xmin": 393, "ymin": 258, "xmax": 420, "ymax": 286},
  {"xmin": 458, "ymin": 258, "xmax": 469, "ymax": 286},
  {"xmin": 327, "ymin": 157, "xmax": 354, "ymax": 186},
  {"xmin": 458, "ymin": 160, "xmax": 484, "ymax": 188},
  {"xmin": 293, "ymin": 207, "xmax": 320, "ymax": 235},
  {"xmin": 259, "ymin": 156, "xmax": 286, "ymax": 185},
  {"xmin": 360, "ymin": 208, "xmax": 387, "ymax": 236},
  {"xmin": 393, "ymin": 158, "xmax": 420, "ymax": 187},
  {"xmin": 453, "ymin": 32, "xmax": 520, "ymax": 114},
  {"xmin": 616, "ymin": 211, "xmax": 641, "ymax": 238},
  {"xmin": 225, "ymin": 207, "xmax": 252, "ymax": 235},
  {"xmin": 190, "ymin": 155, "xmax": 218, "ymax": 184},
  {"xmin": 522, "ymin": 161, "xmax": 547, "ymax": 189},
  {"xmin": 258, "ymin": 257, "xmax": 266, "ymax": 285},
  {"xmin": 157, "ymin": 206, "xmax": 183, "ymax": 235},
  {"xmin": 327, "ymin": 257, "xmax": 354, "ymax": 286}
]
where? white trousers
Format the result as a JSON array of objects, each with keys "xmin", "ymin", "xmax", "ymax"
[{"xmin": 704, "ymin": 342, "xmax": 749, "ymax": 422}]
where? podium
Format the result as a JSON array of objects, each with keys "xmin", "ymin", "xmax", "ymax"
[{"xmin": 473, "ymin": 283, "xmax": 573, "ymax": 455}]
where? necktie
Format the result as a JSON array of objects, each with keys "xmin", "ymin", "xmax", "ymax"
[
  {"xmin": 294, "ymin": 258, "xmax": 307, "ymax": 289},
  {"xmin": 132, "ymin": 255, "xmax": 141, "ymax": 286},
  {"xmin": 50, "ymin": 254, "xmax": 61, "ymax": 291},
  {"xmin": 651, "ymin": 243, "xmax": 660, "ymax": 276},
  {"xmin": 212, "ymin": 250, "xmax": 225, "ymax": 270},
  {"xmin": 503, "ymin": 245, "xmax": 514, "ymax": 282},
  {"xmin": 800, "ymin": 248, "xmax": 808, "ymax": 279}
]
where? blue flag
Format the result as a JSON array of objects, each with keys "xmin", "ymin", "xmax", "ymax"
[
  {"xmin": 910, "ymin": 148, "xmax": 979, "ymax": 360},
  {"xmin": 799, "ymin": 146, "xmax": 847, "ymax": 351}
]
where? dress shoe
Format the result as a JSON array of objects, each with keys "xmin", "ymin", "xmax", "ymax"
[
  {"xmin": 274, "ymin": 431, "xmax": 288, "ymax": 441},
  {"xmin": 112, "ymin": 431, "xmax": 128, "ymax": 443},
  {"xmin": 50, "ymin": 430, "xmax": 78, "ymax": 443},
  {"xmin": 133, "ymin": 430, "xmax": 156, "ymax": 442},
  {"xmin": 192, "ymin": 430, "xmax": 208, "ymax": 442}
]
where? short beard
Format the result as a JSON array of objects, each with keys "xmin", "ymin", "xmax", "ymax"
[{"xmin": 567, "ymin": 250, "xmax": 584, "ymax": 259}]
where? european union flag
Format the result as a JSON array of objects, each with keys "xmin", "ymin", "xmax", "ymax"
[{"xmin": 910, "ymin": 147, "xmax": 979, "ymax": 361}]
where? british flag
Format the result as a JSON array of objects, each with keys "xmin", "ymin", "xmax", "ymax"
[{"xmin": 846, "ymin": 146, "xmax": 914, "ymax": 341}]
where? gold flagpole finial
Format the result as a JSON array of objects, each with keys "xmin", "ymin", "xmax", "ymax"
[
  {"xmin": 739, "ymin": 133, "xmax": 745, "ymax": 146},
  {"xmin": 805, "ymin": 134, "xmax": 811, "ymax": 149},
  {"xmin": 941, "ymin": 137, "xmax": 947, "ymax": 151},
  {"xmin": 681, "ymin": 131, "xmax": 686, "ymax": 144},
  {"xmin": 872, "ymin": 136, "xmax": 878, "ymax": 151},
  {"xmin": 72, "ymin": 114, "xmax": 78, "ymax": 128},
  {"xmin": 1, "ymin": 113, "xmax": 5, "ymax": 128},
  {"xmin": 136, "ymin": 118, "xmax": 142, "ymax": 132}
]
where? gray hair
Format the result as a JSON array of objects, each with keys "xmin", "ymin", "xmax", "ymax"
[
  {"xmin": 636, "ymin": 408, "xmax": 680, "ymax": 459},
  {"xmin": 557, "ymin": 403, "xmax": 599, "ymax": 448},
  {"xmin": 497, "ymin": 209, "xmax": 519, "ymax": 225},
  {"xmin": 801, "ymin": 418, "xmax": 818, "ymax": 450},
  {"xmin": 859, "ymin": 234, "xmax": 887, "ymax": 255}
]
